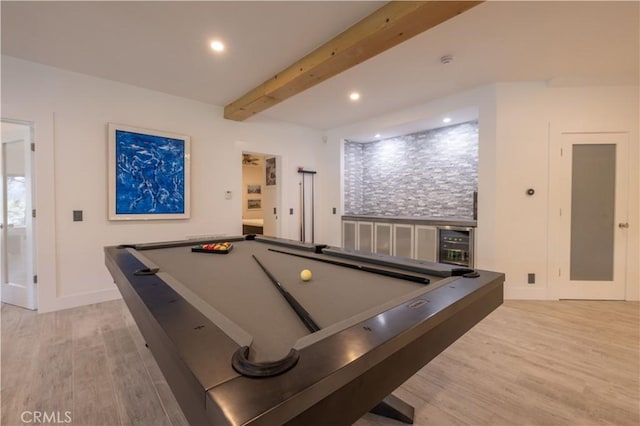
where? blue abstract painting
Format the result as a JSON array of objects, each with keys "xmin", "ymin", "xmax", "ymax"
[{"xmin": 114, "ymin": 129, "xmax": 186, "ymax": 215}]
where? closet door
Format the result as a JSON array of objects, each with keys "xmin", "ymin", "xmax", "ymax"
[{"xmin": 374, "ymin": 223, "xmax": 393, "ymax": 256}]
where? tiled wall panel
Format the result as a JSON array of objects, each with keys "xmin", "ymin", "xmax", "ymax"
[
  {"xmin": 343, "ymin": 142, "xmax": 365, "ymax": 214},
  {"xmin": 344, "ymin": 121, "xmax": 478, "ymax": 218}
]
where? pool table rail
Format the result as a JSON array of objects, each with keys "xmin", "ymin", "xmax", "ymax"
[
  {"xmin": 105, "ymin": 245, "xmax": 245, "ymax": 424},
  {"xmin": 322, "ymin": 246, "xmax": 474, "ymax": 277}
]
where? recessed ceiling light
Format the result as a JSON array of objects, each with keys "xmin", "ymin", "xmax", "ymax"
[
  {"xmin": 443, "ymin": 117, "xmax": 452, "ymax": 123},
  {"xmin": 349, "ymin": 92, "xmax": 361, "ymax": 101},
  {"xmin": 210, "ymin": 40, "xmax": 225, "ymax": 52},
  {"xmin": 375, "ymin": 133, "xmax": 381, "ymax": 138}
]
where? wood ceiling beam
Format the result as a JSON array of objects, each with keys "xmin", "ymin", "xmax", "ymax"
[{"xmin": 224, "ymin": 1, "xmax": 483, "ymax": 121}]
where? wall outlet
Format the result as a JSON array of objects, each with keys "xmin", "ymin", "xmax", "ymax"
[
  {"xmin": 527, "ymin": 273, "xmax": 536, "ymax": 284},
  {"xmin": 73, "ymin": 210, "xmax": 83, "ymax": 222},
  {"xmin": 289, "ymin": 208, "xmax": 294, "ymax": 215}
]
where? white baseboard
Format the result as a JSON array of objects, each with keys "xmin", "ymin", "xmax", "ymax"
[
  {"xmin": 38, "ymin": 288, "xmax": 122, "ymax": 313},
  {"xmin": 504, "ymin": 285, "xmax": 550, "ymax": 300}
]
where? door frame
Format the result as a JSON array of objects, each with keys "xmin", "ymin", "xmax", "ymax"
[
  {"xmin": 548, "ymin": 131, "xmax": 629, "ymax": 300},
  {"xmin": 1, "ymin": 118, "xmax": 37, "ymax": 309},
  {"xmin": 241, "ymin": 150, "xmax": 282, "ymax": 238}
]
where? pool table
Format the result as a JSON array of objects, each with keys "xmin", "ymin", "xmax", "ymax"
[{"xmin": 105, "ymin": 235, "xmax": 504, "ymax": 425}]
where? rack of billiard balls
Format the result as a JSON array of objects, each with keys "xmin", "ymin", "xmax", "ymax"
[{"xmin": 191, "ymin": 242, "xmax": 233, "ymax": 254}]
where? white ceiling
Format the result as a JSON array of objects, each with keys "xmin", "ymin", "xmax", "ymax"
[{"xmin": 2, "ymin": 1, "xmax": 638, "ymax": 135}]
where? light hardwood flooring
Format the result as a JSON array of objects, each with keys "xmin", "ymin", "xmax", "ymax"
[{"xmin": 1, "ymin": 300, "xmax": 638, "ymax": 426}]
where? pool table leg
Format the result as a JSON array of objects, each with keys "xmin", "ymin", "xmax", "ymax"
[{"xmin": 370, "ymin": 394, "xmax": 415, "ymax": 424}]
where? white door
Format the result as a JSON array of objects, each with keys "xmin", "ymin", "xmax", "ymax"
[
  {"xmin": 552, "ymin": 132, "xmax": 629, "ymax": 300},
  {"xmin": 1, "ymin": 120, "xmax": 37, "ymax": 309}
]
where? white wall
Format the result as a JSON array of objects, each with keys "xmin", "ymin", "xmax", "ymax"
[
  {"xmin": 242, "ymin": 160, "xmax": 265, "ymax": 220},
  {"xmin": 2, "ymin": 56, "xmax": 324, "ymax": 312},
  {"xmin": 493, "ymin": 83, "xmax": 638, "ymax": 300},
  {"xmin": 492, "ymin": 82, "xmax": 550, "ymax": 298},
  {"xmin": 322, "ymin": 82, "xmax": 639, "ymax": 301},
  {"xmin": 3, "ymin": 54, "xmax": 637, "ymax": 310}
]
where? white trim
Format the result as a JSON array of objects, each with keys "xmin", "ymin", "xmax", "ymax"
[
  {"xmin": 107, "ymin": 123, "xmax": 191, "ymax": 221},
  {"xmin": 504, "ymin": 286, "xmax": 549, "ymax": 300},
  {"xmin": 0, "ymin": 118, "xmax": 37, "ymax": 310},
  {"xmin": 549, "ymin": 131, "xmax": 629, "ymax": 300},
  {"xmin": 38, "ymin": 287, "xmax": 122, "ymax": 313}
]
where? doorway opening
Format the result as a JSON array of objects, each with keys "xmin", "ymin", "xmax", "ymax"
[
  {"xmin": 241, "ymin": 152, "xmax": 281, "ymax": 237},
  {"xmin": 1, "ymin": 119, "xmax": 37, "ymax": 310}
]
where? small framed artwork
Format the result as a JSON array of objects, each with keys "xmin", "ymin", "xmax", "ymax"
[
  {"xmin": 265, "ymin": 157, "xmax": 276, "ymax": 186},
  {"xmin": 108, "ymin": 123, "xmax": 190, "ymax": 220},
  {"xmin": 247, "ymin": 199, "xmax": 262, "ymax": 210},
  {"xmin": 247, "ymin": 184, "xmax": 262, "ymax": 194}
]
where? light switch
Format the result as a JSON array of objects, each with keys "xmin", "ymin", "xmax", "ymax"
[{"xmin": 73, "ymin": 210, "xmax": 83, "ymax": 222}]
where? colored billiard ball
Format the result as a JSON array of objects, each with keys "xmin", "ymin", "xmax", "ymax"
[{"xmin": 300, "ymin": 269, "xmax": 312, "ymax": 281}]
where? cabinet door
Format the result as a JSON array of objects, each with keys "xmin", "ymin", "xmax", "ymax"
[
  {"xmin": 415, "ymin": 225, "xmax": 438, "ymax": 262},
  {"xmin": 342, "ymin": 221, "xmax": 357, "ymax": 250},
  {"xmin": 393, "ymin": 224, "xmax": 414, "ymax": 259},
  {"xmin": 357, "ymin": 222, "xmax": 374, "ymax": 253},
  {"xmin": 374, "ymin": 223, "xmax": 393, "ymax": 256}
]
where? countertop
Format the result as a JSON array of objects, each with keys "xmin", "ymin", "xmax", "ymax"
[{"xmin": 341, "ymin": 215, "xmax": 477, "ymax": 228}]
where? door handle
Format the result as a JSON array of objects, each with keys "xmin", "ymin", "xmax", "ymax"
[{"xmin": 618, "ymin": 222, "xmax": 629, "ymax": 229}]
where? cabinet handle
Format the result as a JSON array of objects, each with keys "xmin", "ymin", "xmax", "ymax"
[{"xmin": 618, "ymin": 223, "xmax": 629, "ymax": 229}]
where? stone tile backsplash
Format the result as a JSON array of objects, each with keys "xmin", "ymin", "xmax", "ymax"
[{"xmin": 344, "ymin": 121, "xmax": 478, "ymax": 218}]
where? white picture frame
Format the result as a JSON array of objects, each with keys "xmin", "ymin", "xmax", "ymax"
[{"xmin": 108, "ymin": 123, "xmax": 191, "ymax": 220}]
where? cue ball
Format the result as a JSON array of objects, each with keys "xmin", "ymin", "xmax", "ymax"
[{"xmin": 300, "ymin": 269, "xmax": 312, "ymax": 281}]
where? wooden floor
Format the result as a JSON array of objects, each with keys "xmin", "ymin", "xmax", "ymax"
[{"xmin": 2, "ymin": 300, "xmax": 638, "ymax": 426}]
